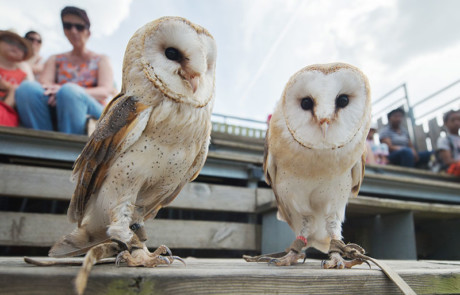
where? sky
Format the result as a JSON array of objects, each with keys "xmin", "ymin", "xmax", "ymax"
[{"xmin": 1, "ymin": 0, "xmax": 460, "ymax": 126}]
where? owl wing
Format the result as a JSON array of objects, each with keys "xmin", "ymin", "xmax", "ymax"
[
  {"xmin": 68, "ymin": 93, "xmax": 154, "ymax": 226},
  {"xmin": 263, "ymin": 128, "xmax": 294, "ymax": 228},
  {"xmin": 142, "ymin": 135, "xmax": 210, "ymax": 220},
  {"xmin": 351, "ymin": 151, "xmax": 366, "ymax": 197}
]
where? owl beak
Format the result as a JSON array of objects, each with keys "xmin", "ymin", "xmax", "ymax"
[
  {"xmin": 319, "ymin": 118, "xmax": 330, "ymax": 138},
  {"xmin": 321, "ymin": 123, "xmax": 329, "ymax": 138},
  {"xmin": 188, "ymin": 75, "xmax": 200, "ymax": 93}
]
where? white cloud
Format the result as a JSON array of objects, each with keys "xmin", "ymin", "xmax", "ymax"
[{"xmin": 1, "ymin": 0, "xmax": 459, "ymax": 123}]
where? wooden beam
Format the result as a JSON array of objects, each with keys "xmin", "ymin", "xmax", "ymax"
[
  {"xmin": 0, "ymin": 257, "xmax": 458, "ymax": 294},
  {"xmin": 0, "ymin": 212, "xmax": 259, "ymax": 250},
  {"xmin": 0, "ymin": 164, "xmax": 258, "ymax": 213},
  {"xmin": 256, "ymin": 190, "xmax": 460, "ymax": 218}
]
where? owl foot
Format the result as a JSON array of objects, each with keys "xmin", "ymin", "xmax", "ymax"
[
  {"xmin": 322, "ymin": 239, "xmax": 370, "ymax": 269},
  {"xmin": 243, "ymin": 251, "xmax": 287, "ymax": 262},
  {"xmin": 244, "ymin": 250, "xmax": 305, "ymax": 266},
  {"xmin": 115, "ymin": 245, "xmax": 185, "ymax": 267}
]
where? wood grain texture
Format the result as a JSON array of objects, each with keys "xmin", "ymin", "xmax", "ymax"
[
  {"xmin": 257, "ymin": 191, "xmax": 460, "ymax": 218},
  {"xmin": 0, "ymin": 257, "xmax": 459, "ymax": 294},
  {"xmin": 0, "ymin": 164, "xmax": 257, "ymax": 212},
  {"xmin": 0, "ymin": 212, "xmax": 259, "ymax": 250}
]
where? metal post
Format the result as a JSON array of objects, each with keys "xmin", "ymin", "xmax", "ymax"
[{"xmin": 403, "ymin": 83, "xmax": 418, "ymax": 150}]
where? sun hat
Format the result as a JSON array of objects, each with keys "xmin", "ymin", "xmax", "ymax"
[{"xmin": 0, "ymin": 30, "xmax": 33, "ymax": 61}]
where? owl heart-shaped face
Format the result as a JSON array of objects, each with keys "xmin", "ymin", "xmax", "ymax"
[
  {"xmin": 135, "ymin": 17, "xmax": 217, "ymax": 108},
  {"xmin": 282, "ymin": 64, "xmax": 371, "ymax": 150}
]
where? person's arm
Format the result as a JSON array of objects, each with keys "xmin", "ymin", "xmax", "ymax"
[
  {"xmin": 39, "ymin": 55, "xmax": 57, "ymax": 85},
  {"xmin": 39, "ymin": 55, "xmax": 61, "ymax": 106},
  {"xmin": 438, "ymin": 149, "xmax": 456, "ymax": 166},
  {"xmin": 84, "ymin": 55, "xmax": 114, "ymax": 103},
  {"xmin": 437, "ymin": 137, "xmax": 456, "ymax": 166},
  {"xmin": 365, "ymin": 141, "xmax": 377, "ymax": 164},
  {"xmin": 378, "ymin": 128, "xmax": 398, "ymax": 152},
  {"xmin": 18, "ymin": 62, "xmax": 34, "ymax": 81},
  {"xmin": 0, "ymin": 79, "xmax": 17, "ymax": 107}
]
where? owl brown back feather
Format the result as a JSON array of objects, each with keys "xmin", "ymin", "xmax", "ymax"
[{"xmin": 68, "ymin": 94, "xmax": 151, "ymax": 226}]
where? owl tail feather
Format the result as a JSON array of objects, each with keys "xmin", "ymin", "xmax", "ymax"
[{"xmin": 49, "ymin": 227, "xmax": 109, "ymax": 258}]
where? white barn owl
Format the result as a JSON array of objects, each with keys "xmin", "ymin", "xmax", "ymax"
[
  {"xmin": 245, "ymin": 63, "xmax": 371, "ymax": 268},
  {"xmin": 43, "ymin": 17, "xmax": 216, "ymax": 294}
]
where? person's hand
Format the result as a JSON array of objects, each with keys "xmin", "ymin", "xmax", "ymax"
[
  {"xmin": 43, "ymin": 84, "xmax": 61, "ymax": 106},
  {"xmin": 0, "ymin": 78, "xmax": 16, "ymax": 92}
]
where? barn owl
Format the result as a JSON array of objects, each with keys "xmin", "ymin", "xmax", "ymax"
[
  {"xmin": 244, "ymin": 63, "xmax": 371, "ymax": 268},
  {"xmin": 43, "ymin": 17, "xmax": 216, "ymax": 294}
]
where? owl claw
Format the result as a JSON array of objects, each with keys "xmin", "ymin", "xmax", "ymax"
[
  {"xmin": 172, "ymin": 256, "xmax": 186, "ymax": 266},
  {"xmin": 115, "ymin": 250, "xmax": 129, "ymax": 267},
  {"xmin": 111, "ymin": 238, "xmax": 129, "ymax": 251}
]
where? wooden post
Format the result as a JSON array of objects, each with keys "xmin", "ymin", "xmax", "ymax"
[{"xmin": 370, "ymin": 211, "xmax": 417, "ymax": 259}]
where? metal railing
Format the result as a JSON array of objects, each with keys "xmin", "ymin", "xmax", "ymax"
[
  {"xmin": 211, "ymin": 113, "xmax": 267, "ymax": 139},
  {"xmin": 211, "ymin": 79, "xmax": 460, "ymax": 141},
  {"xmin": 372, "ymin": 79, "xmax": 460, "ymax": 149}
]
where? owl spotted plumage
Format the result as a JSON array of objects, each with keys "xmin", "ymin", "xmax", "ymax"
[
  {"xmin": 46, "ymin": 17, "xmax": 216, "ymax": 294},
  {"xmin": 244, "ymin": 63, "xmax": 371, "ymax": 268}
]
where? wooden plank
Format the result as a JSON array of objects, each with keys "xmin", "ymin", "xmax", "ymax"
[
  {"xmin": 0, "ymin": 257, "xmax": 459, "ymax": 294},
  {"xmin": 0, "ymin": 212, "xmax": 259, "ymax": 250},
  {"xmin": 256, "ymin": 191, "xmax": 460, "ymax": 218},
  {"xmin": 428, "ymin": 117, "xmax": 442, "ymax": 150},
  {"xmin": 0, "ymin": 164, "xmax": 257, "ymax": 213},
  {"xmin": 364, "ymin": 172, "xmax": 460, "ymax": 189},
  {"xmin": 211, "ymin": 138, "xmax": 264, "ymax": 152},
  {"xmin": 207, "ymin": 150, "xmax": 263, "ymax": 164},
  {"xmin": 0, "ymin": 126, "xmax": 87, "ymax": 143},
  {"xmin": 366, "ymin": 163, "xmax": 457, "ymax": 181},
  {"xmin": 413, "ymin": 124, "xmax": 427, "ymax": 151}
]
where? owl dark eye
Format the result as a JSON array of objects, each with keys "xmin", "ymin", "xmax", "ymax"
[
  {"xmin": 336, "ymin": 94, "xmax": 349, "ymax": 108},
  {"xmin": 300, "ymin": 97, "xmax": 314, "ymax": 111},
  {"xmin": 165, "ymin": 47, "xmax": 181, "ymax": 61},
  {"xmin": 129, "ymin": 223, "xmax": 141, "ymax": 231}
]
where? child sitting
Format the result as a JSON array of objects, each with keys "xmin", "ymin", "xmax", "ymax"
[
  {"xmin": 0, "ymin": 30, "xmax": 33, "ymax": 126},
  {"xmin": 436, "ymin": 110, "xmax": 460, "ymax": 176}
]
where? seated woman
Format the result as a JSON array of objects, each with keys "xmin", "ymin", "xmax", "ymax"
[
  {"xmin": 15, "ymin": 6, "xmax": 114, "ymax": 135},
  {"xmin": 436, "ymin": 110, "xmax": 460, "ymax": 176},
  {"xmin": 24, "ymin": 31, "xmax": 44, "ymax": 79}
]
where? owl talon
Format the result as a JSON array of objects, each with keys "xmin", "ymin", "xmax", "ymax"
[
  {"xmin": 158, "ymin": 255, "xmax": 171, "ymax": 265},
  {"xmin": 172, "ymin": 256, "xmax": 186, "ymax": 266},
  {"xmin": 115, "ymin": 250, "xmax": 129, "ymax": 267},
  {"xmin": 111, "ymin": 238, "xmax": 129, "ymax": 252}
]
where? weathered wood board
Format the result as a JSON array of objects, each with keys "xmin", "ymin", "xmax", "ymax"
[
  {"xmin": 0, "ymin": 164, "xmax": 257, "ymax": 212},
  {"xmin": 0, "ymin": 257, "xmax": 458, "ymax": 294},
  {"xmin": 0, "ymin": 212, "xmax": 259, "ymax": 250}
]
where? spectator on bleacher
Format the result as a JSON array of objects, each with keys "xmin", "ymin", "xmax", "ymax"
[
  {"xmin": 15, "ymin": 6, "xmax": 114, "ymax": 135},
  {"xmin": 380, "ymin": 108, "xmax": 431, "ymax": 168},
  {"xmin": 436, "ymin": 110, "xmax": 460, "ymax": 176},
  {"xmin": 24, "ymin": 31, "xmax": 44, "ymax": 79},
  {"xmin": 0, "ymin": 30, "xmax": 33, "ymax": 127},
  {"xmin": 366, "ymin": 122, "xmax": 389, "ymax": 165}
]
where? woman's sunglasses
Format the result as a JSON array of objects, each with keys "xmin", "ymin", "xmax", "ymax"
[
  {"xmin": 63, "ymin": 22, "xmax": 87, "ymax": 32},
  {"xmin": 26, "ymin": 36, "xmax": 42, "ymax": 44}
]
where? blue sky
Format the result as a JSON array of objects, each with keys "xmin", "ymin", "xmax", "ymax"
[{"xmin": 2, "ymin": 0, "xmax": 460, "ymax": 124}]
